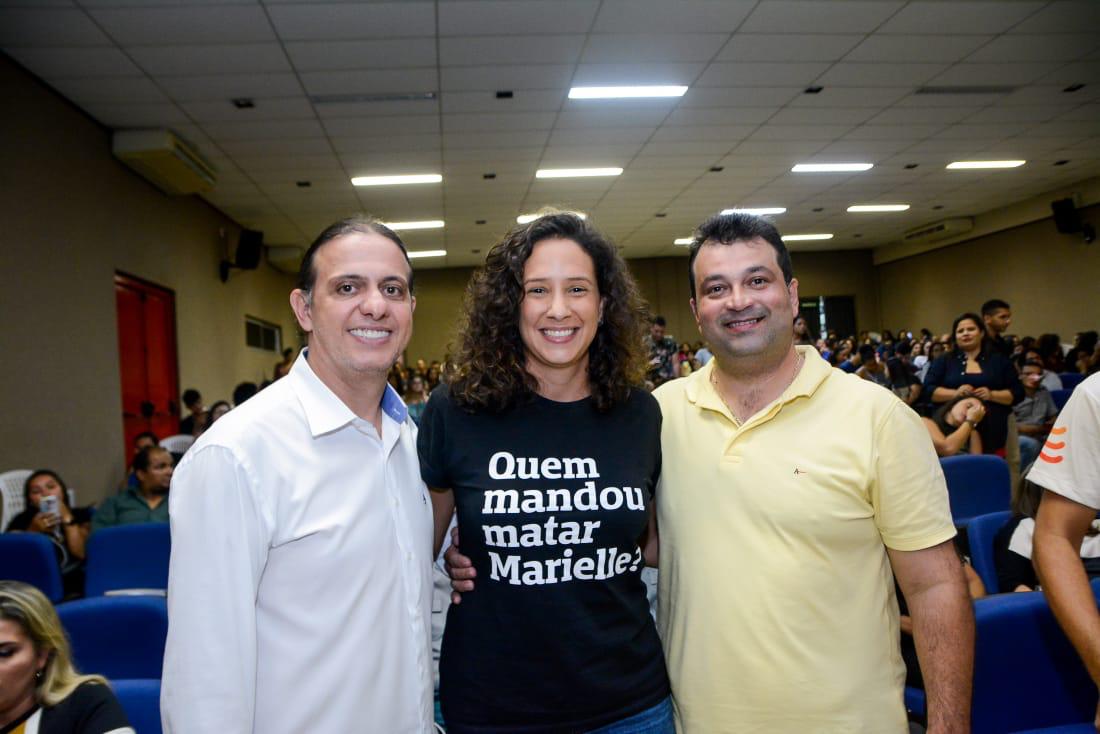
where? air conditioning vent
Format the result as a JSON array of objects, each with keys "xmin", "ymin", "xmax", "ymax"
[
  {"xmin": 903, "ymin": 217, "xmax": 974, "ymax": 244},
  {"xmin": 112, "ymin": 129, "xmax": 216, "ymax": 195}
]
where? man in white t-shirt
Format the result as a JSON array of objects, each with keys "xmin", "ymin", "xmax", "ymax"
[{"xmin": 1032, "ymin": 372, "xmax": 1100, "ymax": 730}]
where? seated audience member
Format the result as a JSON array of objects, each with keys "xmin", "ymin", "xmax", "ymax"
[
  {"xmin": 201, "ymin": 400, "xmax": 231, "ymax": 433},
  {"xmin": 232, "ymin": 381, "xmax": 258, "ymax": 406},
  {"xmin": 923, "ymin": 396, "xmax": 986, "ymax": 456},
  {"xmin": 178, "ymin": 389, "xmax": 205, "ymax": 436},
  {"xmin": 5, "ymin": 470, "xmax": 91, "ymax": 597},
  {"xmin": 0, "ymin": 581, "xmax": 134, "ymax": 733},
  {"xmin": 887, "ymin": 342, "xmax": 921, "ymax": 406},
  {"xmin": 995, "ymin": 480, "xmax": 1100, "ymax": 592},
  {"xmin": 1065, "ymin": 330, "xmax": 1099, "ymax": 374},
  {"xmin": 1035, "ymin": 332, "xmax": 1065, "ymax": 374},
  {"xmin": 120, "ymin": 431, "xmax": 157, "ymax": 490},
  {"xmin": 92, "ymin": 447, "xmax": 172, "ymax": 532},
  {"xmin": 1018, "ymin": 348, "xmax": 1063, "ymax": 391},
  {"xmin": 273, "ymin": 347, "xmax": 295, "ymax": 380},
  {"xmin": 924, "ymin": 312, "xmax": 1022, "ymax": 456},
  {"xmin": 404, "ymin": 374, "xmax": 428, "ymax": 426},
  {"xmin": 835, "ymin": 341, "xmax": 860, "ymax": 372},
  {"xmin": 1014, "ymin": 360, "xmax": 1060, "ymax": 470},
  {"xmin": 793, "ymin": 314, "xmax": 815, "ymax": 346},
  {"xmin": 855, "ymin": 344, "xmax": 889, "ymax": 387}
]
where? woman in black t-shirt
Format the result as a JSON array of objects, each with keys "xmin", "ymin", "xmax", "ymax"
[
  {"xmin": 418, "ymin": 212, "xmax": 671, "ymax": 734},
  {"xmin": 5, "ymin": 470, "xmax": 92, "ymax": 598},
  {"xmin": 0, "ymin": 581, "xmax": 133, "ymax": 734}
]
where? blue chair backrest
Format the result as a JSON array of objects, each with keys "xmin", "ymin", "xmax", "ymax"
[
  {"xmin": 1059, "ymin": 373, "xmax": 1084, "ymax": 390},
  {"xmin": 971, "ymin": 589, "xmax": 1100, "ymax": 733},
  {"xmin": 966, "ymin": 510, "xmax": 1013, "ymax": 594},
  {"xmin": 0, "ymin": 533, "xmax": 63, "ymax": 602},
  {"xmin": 57, "ymin": 596, "xmax": 168, "ymax": 679},
  {"xmin": 1051, "ymin": 389, "xmax": 1074, "ymax": 411},
  {"xmin": 111, "ymin": 679, "xmax": 162, "ymax": 734},
  {"xmin": 85, "ymin": 522, "xmax": 170, "ymax": 596},
  {"xmin": 940, "ymin": 455, "xmax": 1011, "ymax": 526}
]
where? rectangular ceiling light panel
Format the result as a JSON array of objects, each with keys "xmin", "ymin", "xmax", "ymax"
[
  {"xmin": 569, "ymin": 86, "xmax": 688, "ymax": 99},
  {"xmin": 791, "ymin": 163, "xmax": 873, "ymax": 173},
  {"xmin": 946, "ymin": 161, "xmax": 1025, "ymax": 169},
  {"xmin": 847, "ymin": 204, "xmax": 910, "ymax": 212},
  {"xmin": 535, "ymin": 168, "xmax": 623, "ymax": 178},
  {"xmin": 381, "ymin": 220, "xmax": 445, "ymax": 230},
  {"xmin": 351, "ymin": 174, "xmax": 442, "ymax": 186}
]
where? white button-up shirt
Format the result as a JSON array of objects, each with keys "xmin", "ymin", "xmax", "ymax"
[{"xmin": 162, "ymin": 352, "xmax": 434, "ymax": 734}]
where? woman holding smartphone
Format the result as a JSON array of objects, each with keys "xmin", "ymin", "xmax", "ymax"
[
  {"xmin": 418, "ymin": 213, "xmax": 670, "ymax": 733},
  {"xmin": 5, "ymin": 470, "xmax": 91, "ymax": 597}
]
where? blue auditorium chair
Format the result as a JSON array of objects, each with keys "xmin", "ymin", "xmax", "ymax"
[
  {"xmin": 1051, "ymin": 389, "xmax": 1074, "ymax": 411},
  {"xmin": 940, "ymin": 455, "xmax": 1011, "ymax": 527},
  {"xmin": 966, "ymin": 511, "xmax": 1013, "ymax": 594},
  {"xmin": 57, "ymin": 596, "xmax": 168, "ymax": 679},
  {"xmin": 0, "ymin": 533, "xmax": 64, "ymax": 602},
  {"xmin": 111, "ymin": 679, "xmax": 162, "ymax": 734},
  {"xmin": 1058, "ymin": 373, "xmax": 1084, "ymax": 390},
  {"xmin": 971, "ymin": 589, "xmax": 1099, "ymax": 733},
  {"xmin": 85, "ymin": 522, "xmax": 170, "ymax": 596}
]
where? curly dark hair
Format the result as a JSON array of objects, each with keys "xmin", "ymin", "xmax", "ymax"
[{"xmin": 448, "ymin": 212, "xmax": 649, "ymax": 413}]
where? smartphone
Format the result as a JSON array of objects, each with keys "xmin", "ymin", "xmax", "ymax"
[{"xmin": 39, "ymin": 495, "xmax": 59, "ymax": 517}]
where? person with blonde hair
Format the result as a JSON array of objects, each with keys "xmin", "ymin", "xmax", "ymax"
[{"xmin": 0, "ymin": 581, "xmax": 132, "ymax": 733}]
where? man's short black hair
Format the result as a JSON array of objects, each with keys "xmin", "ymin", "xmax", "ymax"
[
  {"xmin": 134, "ymin": 430, "xmax": 158, "ymax": 446},
  {"xmin": 688, "ymin": 212, "xmax": 794, "ymax": 301},
  {"xmin": 858, "ymin": 344, "xmax": 877, "ymax": 362},
  {"xmin": 233, "ymin": 381, "xmax": 258, "ymax": 406},
  {"xmin": 182, "ymin": 388, "xmax": 201, "ymax": 408},
  {"xmin": 895, "ymin": 341, "xmax": 912, "ymax": 356},
  {"xmin": 652, "ymin": 315, "xmax": 667, "ymax": 327},
  {"xmin": 296, "ymin": 215, "xmax": 414, "ymax": 296},
  {"xmin": 133, "ymin": 444, "xmax": 169, "ymax": 472},
  {"xmin": 981, "ymin": 299, "xmax": 1011, "ymax": 316}
]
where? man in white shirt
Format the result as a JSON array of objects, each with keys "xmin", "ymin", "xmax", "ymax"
[
  {"xmin": 1033, "ymin": 372, "xmax": 1100, "ymax": 731},
  {"xmin": 162, "ymin": 217, "xmax": 436, "ymax": 733}
]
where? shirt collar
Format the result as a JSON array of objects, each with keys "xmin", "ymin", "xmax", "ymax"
[
  {"xmin": 685, "ymin": 345, "xmax": 831, "ymax": 415},
  {"xmin": 289, "ymin": 349, "xmax": 408, "ymax": 438}
]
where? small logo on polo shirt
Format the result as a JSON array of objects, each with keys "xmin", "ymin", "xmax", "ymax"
[{"xmin": 793, "ymin": 468, "xmax": 807, "ymax": 475}]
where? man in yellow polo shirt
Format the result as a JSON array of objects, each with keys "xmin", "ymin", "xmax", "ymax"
[{"xmin": 653, "ymin": 212, "xmax": 973, "ymax": 733}]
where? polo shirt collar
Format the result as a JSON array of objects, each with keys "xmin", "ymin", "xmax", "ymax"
[
  {"xmin": 686, "ymin": 345, "xmax": 831, "ymax": 416},
  {"xmin": 289, "ymin": 349, "xmax": 408, "ymax": 438}
]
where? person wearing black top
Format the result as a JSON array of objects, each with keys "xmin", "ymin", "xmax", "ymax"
[
  {"xmin": 980, "ymin": 299, "xmax": 1013, "ymax": 357},
  {"xmin": 923, "ymin": 312, "xmax": 1023, "ymax": 454},
  {"xmin": 0, "ymin": 581, "xmax": 133, "ymax": 734},
  {"xmin": 5, "ymin": 470, "xmax": 91, "ymax": 598},
  {"xmin": 419, "ymin": 213, "xmax": 671, "ymax": 734}
]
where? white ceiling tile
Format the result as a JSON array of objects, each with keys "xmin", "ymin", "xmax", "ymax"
[
  {"xmin": 815, "ymin": 140, "xmax": 910, "ymax": 156},
  {"xmin": 1054, "ymin": 104, "xmax": 1100, "ymax": 122},
  {"xmin": 962, "ymin": 106, "xmax": 1062, "ymax": 124},
  {"xmin": 221, "ymin": 137, "xmax": 333, "ymax": 156},
  {"xmin": 877, "ymin": 1, "xmax": 1045, "ymax": 34},
  {"xmin": 717, "ymin": 33, "xmax": 864, "ymax": 62},
  {"xmin": 928, "ymin": 63, "xmax": 1063, "ymax": 86},
  {"xmin": 159, "ymin": 72, "xmax": 302, "ymax": 101},
  {"xmin": 441, "ymin": 35, "xmax": 585, "ymax": 66},
  {"xmin": 1025, "ymin": 120, "xmax": 1099, "ymax": 138},
  {"xmin": 937, "ymin": 122, "xmax": 1029, "ymax": 140},
  {"xmin": 816, "ymin": 63, "xmax": 948, "ymax": 87},
  {"xmin": 696, "ymin": 62, "xmax": 831, "ymax": 87},
  {"xmin": 1001, "ymin": 85, "xmax": 1100, "ymax": 106},
  {"xmin": 1037, "ymin": 61, "xmax": 1100, "ymax": 86},
  {"xmin": 650, "ymin": 125, "xmax": 756, "ymax": 143},
  {"xmin": 300, "ymin": 69, "xmax": 437, "ymax": 96},
  {"xmin": 343, "ymin": 151, "xmax": 442, "ymax": 172},
  {"xmin": 627, "ymin": 154, "xmax": 719, "ymax": 169},
  {"xmin": 82, "ymin": 101, "xmax": 190, "ymax": 127},
  {"xmin": 49, "ymin": 75, "xmax": 167, "ymax": 103},
  {"xmin": 749, "ymin": 124, "xmax": 853, "ymax": 142},
  {"xmin": 441, "ymin": 64, "xmax": 574, "ymax": 91},
  {"xmin": 232, "ymin": 153, "xmax": 340, "ymax": 171},
  {"xmin": 1008, "ymin": 1, "xmax": 1100, "ymax": 34},
  {"xmin": 844, "ymin": 124, "xmax": 946, "ymax": 141},
  {"xmin": 665, "ymin": 106, "xmax": 775, "ymax": 126},
  {"xmin": 641, "ymin": 140, "xmax": 738, "ymax": 156},
  {"xmin": 442, "ymin": 147, "xmax": 543, "ymax": 162},
  {"xmin": 324, "ymin": 115, "xmax": 440, "ymax": 137},
  {"xmin": 316, "ymin": 98, "xmax": 439, "ymax": 118},
  {"xmin": 128, "ymin": 43, "xmax": 290, "ymax": 76},
  {"xmin": 967, "ymin": 34, "xmax": 1100, "ymax": 63},
  {"xmin": 442, "ymin": 90, "xmax": 564, "ymax": 113},
  {"xmin": 88, "ymin": 5, "xmax": 274, "ymax": 44},
  {"xmin": 893, "ymin": 91, "xmax": 1004, "ymax": 108},
  {"xmin": 439, "ymin": 1, "xmax": 598, "ymax": 35},
  {"xmin": 844, "ymin": 35, "xmax": 992, "ymax": 63},
  {"xmin": 443, "ymin": 112, "xmax": 556, "ymax": 132},
  {"xmin": 557, "ymin": 105, "xmax": 674, "ymax": 128},
  {"xmin": 571, "ymin": 63, "xmax": 704, "ymax": 87},
  {"xmin": 789, "ymin": 87, "xmax": 910, "ymax": 108},
  {"xmin": 202, "ymin": 119, "xmax": 326, "ymax": 142},
  {"xmin": 769, "ymin": 107, "xmax": 875, "ymax": 125},
  {"xmin": 180, "ymin": 96, "xmax": 316, "ymax": 123},
  {"xmin": 334, "ymin": 133, "xmax": 441, "ymax": 153},
  {"xmin": 267, "ymin": 3, "xmax": 435, "ymax": 40},
  {"xmin": 4, "ymin": 46, "xmax": 141, "ymax": 78},
  {"xmin": 444, "ymin": 130, "xmax": 550, "ymax": 149},
  {"xmin": 592, "ymin": 0, "xmax": 755, "ymax": 33},
  {"xmin": 742, "ymin": 1, "xmax": 905, "ymax": 33},
  {"xmin": 285, "ymin": 39, "xmax": 436, "ymax": 72},
  {"xmin": 0, "ymin": 8, "xmax": 110, "ymax": 46},
  {"xmin": 679, "ymin": 86, "xmax": 802, "ymax": 107},
  {"xmin": 867, "ymin": 106, "xmax": 976, "ymax": 125},
  {"xmin": 548, "ymin": 127, "xmax": 654, "ymax": 146},
  {"xmin": 581, "ymin": 33, "xmax": 727, "ymax": 64}
]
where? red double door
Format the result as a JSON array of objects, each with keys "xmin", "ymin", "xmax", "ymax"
[{"xmin": 115, "ymin": 273, "xmax": 180, "ymax": 459}]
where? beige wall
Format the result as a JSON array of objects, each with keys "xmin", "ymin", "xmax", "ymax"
[
  {"xmin": 0, "ymin": 57, "xmax": 297, "ymax": 504},
  {"xmin": 876, "ymin": 204, "xmax": 1100, "ymax": 340},
  {"xmin": 404, "ymin": 248, "xmax": 882, "ymax": 362}
]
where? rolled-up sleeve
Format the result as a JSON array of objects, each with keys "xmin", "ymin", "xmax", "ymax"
[{"xmin": 161, "ymin": 444, "xmax": 273, "ymax": 734}]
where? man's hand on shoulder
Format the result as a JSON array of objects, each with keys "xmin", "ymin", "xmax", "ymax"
[{"xmin": 444, "ymin": 525, "xmax": 475, "ymax": 604}]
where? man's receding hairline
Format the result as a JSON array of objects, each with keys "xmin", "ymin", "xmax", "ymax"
[{"xmin": 307, "ymin": 230, "xmax": 414, "ymax": 290}]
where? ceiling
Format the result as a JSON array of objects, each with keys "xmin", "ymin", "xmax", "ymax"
[{"xmin": 2, "ymin": 0, "xmax": 1099, "ymax": 268}]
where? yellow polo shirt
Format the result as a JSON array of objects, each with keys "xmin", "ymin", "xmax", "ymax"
[{"xmin": 653, "ymin": 347, "xmax": 955, "ymax": 733}]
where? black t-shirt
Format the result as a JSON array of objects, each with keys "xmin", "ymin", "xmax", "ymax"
[
  {"xmin": 0, "ymin": 682, "xmax": 132, "ymax": 734},
  {"xmin": 418, "ymin": 386, "xmax": 669, "ymax": 733}
]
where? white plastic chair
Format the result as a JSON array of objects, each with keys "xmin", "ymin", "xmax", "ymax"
[
  {"xmin": 0, "ymin": 469, "xmax": 33, "ymax": 532},
  {"xmin": 159, "ymin": 434, "xmax": 194, "ymax": 456}
]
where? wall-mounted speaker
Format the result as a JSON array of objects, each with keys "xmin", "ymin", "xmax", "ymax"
[
  {"xmin": 220, "ymin": 229, "xmax": 265, "ymax": 282},
  {"xmin": 1051, "ymin": 198, "xmax": 1096, "ymax": 243}
]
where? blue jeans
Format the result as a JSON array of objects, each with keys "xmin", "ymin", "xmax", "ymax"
[
  {"xmin": 1019, "ymin": 434, "xmax": 1041, "ymax": 471},
  {"xmin": 586, "ymin": 697, "xmax": 675, "ymax": 734}
]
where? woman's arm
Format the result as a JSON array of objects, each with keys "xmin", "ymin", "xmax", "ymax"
[
  {"xmin": 63, "ymin": 515, "xmax": 89, "ymax": 560},
  {"xmin": 923, "ymin": 417, "xmax": 974, "ymax": 457},
  {"xmin": 988, "ymin": 388, "xmax": 1015, "ymax": 406},
  {"xmin": 430, "ymin": 488, "xmax": 455, "ymax": 559}
]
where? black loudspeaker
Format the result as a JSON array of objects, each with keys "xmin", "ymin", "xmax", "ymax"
[
  {"xmin": 1051, "ymin": 198, "xmax": 1081, "ymax": 234},
  {"xmin": 236, "ymin": 229, "xmax": 263, "ymax": 269}
]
